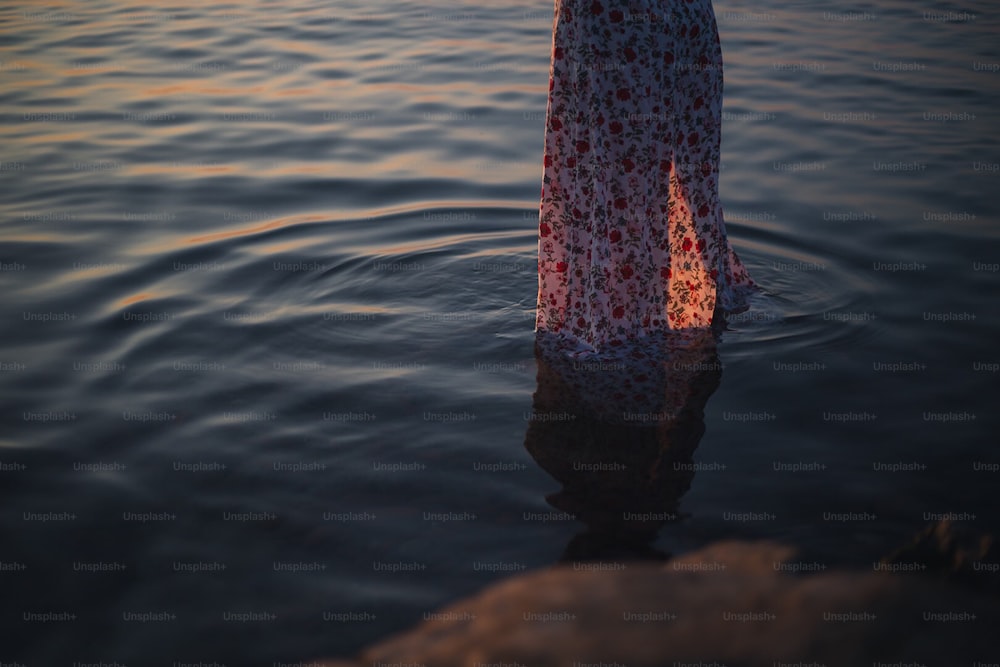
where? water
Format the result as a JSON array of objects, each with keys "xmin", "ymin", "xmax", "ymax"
[{"xmin": 1, "ymin": 0, "xmax": 998, "ymax": 663}]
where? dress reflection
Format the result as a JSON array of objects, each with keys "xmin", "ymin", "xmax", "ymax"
[{"xmin": 524, "ymin": 329, "xmax": 723, "ymax": 562}]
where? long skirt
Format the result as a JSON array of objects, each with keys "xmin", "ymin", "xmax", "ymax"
[{"xmin": 535, "ymin": 0, "xmax": 757, "ymax": 350}]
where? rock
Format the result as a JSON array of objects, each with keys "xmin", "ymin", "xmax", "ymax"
[
  {"xmin": 881, "ymin": 519, "xmax": 999, "ymax": 592},
  {"xmin": 320, "ymin": 540, "xmax": 998, "ymax": 667}
]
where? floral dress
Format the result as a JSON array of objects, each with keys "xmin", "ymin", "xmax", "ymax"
[{"xmin": 535, "ymin": 0, "xmax": 757, "ymax": 351}]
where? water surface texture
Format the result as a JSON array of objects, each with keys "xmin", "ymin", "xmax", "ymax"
[{"xmin": 1, "ymin": 0, "xmax": 998, "ymax": 663}]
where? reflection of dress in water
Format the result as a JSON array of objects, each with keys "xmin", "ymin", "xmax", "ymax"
[
  {"xmin": 536, "ymin": 0, "xmax": 756, "ymax": 350},
  {"xmin": 525, "ymin": 330, "xmax": 722, "ymax": 561}
]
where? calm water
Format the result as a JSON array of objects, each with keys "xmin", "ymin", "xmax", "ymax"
[{"xmin": 1, "ymin": 0, "xmax": 999, "ymax": 663}]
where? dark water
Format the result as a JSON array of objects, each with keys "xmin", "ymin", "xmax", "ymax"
[{"xmin": 1, "ymin": 0, "xmax": 998, "ymax": 663}]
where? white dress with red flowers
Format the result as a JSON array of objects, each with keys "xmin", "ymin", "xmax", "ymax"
[{"xmin": 535, "ymin": 0, "xmax": 757, "ymax": 351}]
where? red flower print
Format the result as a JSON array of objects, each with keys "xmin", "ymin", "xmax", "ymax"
[
  {"xmin": 688, "ymin": 132, "xmax": 699, "ymax": 146},
  {"xmin": 661, "ymin": 267, "xmax": 671, "ymax": 280},
  {"xmin": 566, "ymin": 156, "xmax": 577, "ymax": 168},
  {"xmin": 614, "ymin": 197, "xmax": 628, "ymax": 210},
  {"xmin": 690, "ymin": 24, "xmax": 700, "ymax": 38},
  {"xmin": 609, "ymin": 229, "xmax": 622, "ymax": 243},
  {"xmin": 710, "ymin": 269, "xmax": 719, "ymax": 280},
  {"xmin": 613, "ymin": 305, "xmax": 625, "ymax": 319},
  {"xmin": 577, "ymin": 317, "xmax": 587, "ymax": 328},
  {"xmin": 696, "ymin": 239, "xmax": 706, "ymax": 253},
  {"xmin": 550, "ymin": 117, "xmax": 562, "ymax": 131},
  {"xmin": 555, "ymin": 261, "xmax": 568, "ymax": 273},
  {"xmin": 616, "ymin": 88, "xmax": 631, "ymax": 102},
  {"xmin": 623, "ymin": 158, "xmax": 635, "ymax": 172},
  {"xmin": 610, "ymin": 10, "xmax": 624, "ymax": 23},
  {"xmin": 576, "ymin": 140, "xmax": 590, "ymax": 153},
  {"xmin": 659, "ymin": 159, "xmax": 671, "ymax": 173},
  {"xmin": 591, "ymin": 1, "xmax": 603, "ymax": 16},
  {"xmin": 624, "ymin": 47, "xmax": 637, "ymax": 63},
  {"xmin": 621, "ymin": 265, "xmax": 634, "ymax": 279},
  {"xmin": 694, "ymin": 96, "xmax": 704, "ymax": 110},
  {"xmin": 609, "ymin": 121, "xmax": 623, "ymax": 134},
  {"xmin": 544, "ymin": 155, "xmax": 553, "ymax": 168},
  {"xmin": 572, "ymin": 207, "xmax": 582, "ymax": 219},
  {"xmin": 540, "ymin": 223, "xmax": 551, "ymax": 237},
  {"xmin": 554, "ymin": 46, "xmax": 564, "ymax": 60},
  {"xmin": 697, "ymin": 203, "xmax": 710, "ymax": 218},
  {"xmin": 663, "ymin": 51, "xmax": 674, "ymax": 66},
  {"xmin": 682, "ymin": 237, "xmax": 693, "ymax": 252}
]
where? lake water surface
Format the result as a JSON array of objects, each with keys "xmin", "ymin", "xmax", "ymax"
[{"xmin": 1, "ymin": 0, "xmax": 998, "ymax": 663}]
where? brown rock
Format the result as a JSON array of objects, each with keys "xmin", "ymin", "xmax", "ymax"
[
  {"xmin": 881, "ymin": 519, "xmax": 998, "ymax": 592},
  {"xmin": 321, "ymin": 541, "xmax": 998, "ymax": 667}
]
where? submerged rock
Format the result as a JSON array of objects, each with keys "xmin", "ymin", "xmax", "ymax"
[{"xmin": 320, "ymin": 540, "xmax": 997, "ymax": 667}]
